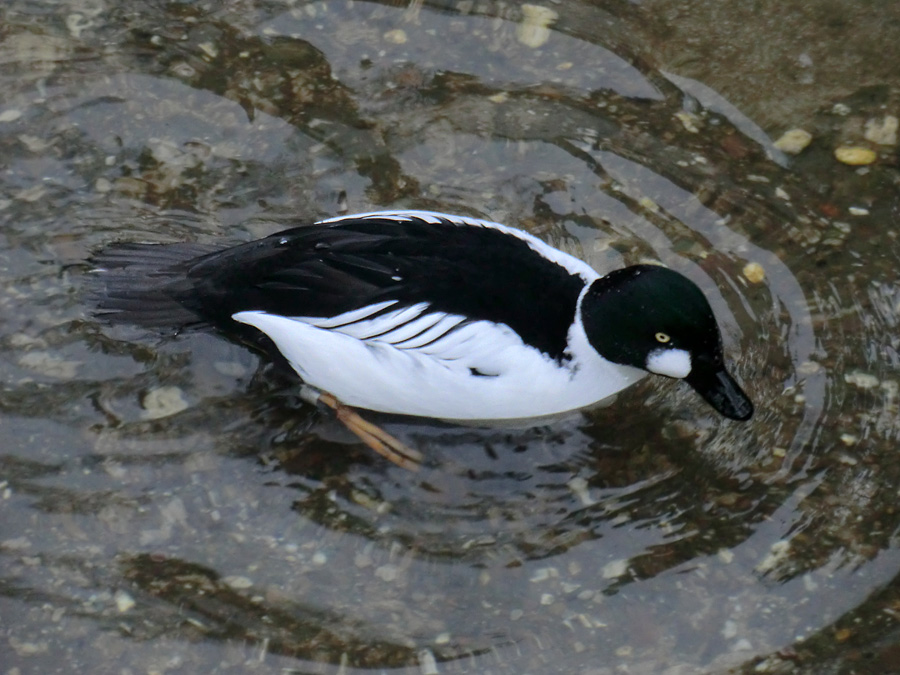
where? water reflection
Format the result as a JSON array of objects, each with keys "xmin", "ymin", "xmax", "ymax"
[{"xmin": 2, "ymin": 0, "xmax": 900, "ymax": 673}]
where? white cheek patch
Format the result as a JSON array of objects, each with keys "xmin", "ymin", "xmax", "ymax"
[{"xmin": 646, "ymin": 348, "xmax": 692, "ymax": 379}]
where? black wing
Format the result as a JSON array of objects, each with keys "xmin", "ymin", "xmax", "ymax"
[{"xmin": 91, "ymin": 214, "xmax": 587, "ymax": 361}]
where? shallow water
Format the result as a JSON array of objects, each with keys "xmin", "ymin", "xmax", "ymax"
[{"xmin": 2, "ymin": 1, "xmax": 900, "ymax": 673}]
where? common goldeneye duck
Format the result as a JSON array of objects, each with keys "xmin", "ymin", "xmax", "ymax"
[{"xmin": 90, "ymin": 210, "xmax": 753, "ymax": 468}]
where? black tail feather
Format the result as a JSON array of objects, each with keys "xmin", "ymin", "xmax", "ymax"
[{"xmin": 88, "ymin": 242, "xmax": 222, "ymax": 329}]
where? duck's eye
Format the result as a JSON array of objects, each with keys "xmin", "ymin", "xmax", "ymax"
[{"xmin": 655, "ymin": 332, "xmax": 671, "ymax": 343}]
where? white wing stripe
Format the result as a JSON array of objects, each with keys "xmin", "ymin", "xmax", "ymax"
[
  {"xmin": 353, "ymin": 309, "xmax": 443, "ymax": 341},
  {"xmin": 308, "ymin": 300, "xmax": 398, "ymax": 328},
  {"xmin": 369, "ymin": 311, "xmax": 447, "ymax": 343},
  {"xmin": 279, "ymin": 299, "xmax": 486, "ymax": 355},
  {"xmin": 394, "ymin": 314, "xmax": 468, "ymax": 349},
  {"xmin": 301, "ymin": 302, "xmax": 455, "ymax": 343},
  {"xmin": 353, "ymin": 303, "xmax": 430, "ymax": 337}
]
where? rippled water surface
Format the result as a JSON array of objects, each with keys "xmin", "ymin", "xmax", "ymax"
[{"xmin": 2, "ymin": 1, "xmax": 900, "ymax": 673}]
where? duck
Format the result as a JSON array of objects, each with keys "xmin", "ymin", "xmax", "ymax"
[{"xmin": 90, "ymin": 210, "xmax": 753, "ymax": 469}]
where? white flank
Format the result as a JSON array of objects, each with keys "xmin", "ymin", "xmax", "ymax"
[{"xmin": 232, "ymin": 305, "xmax": 646, "ymax": 420}]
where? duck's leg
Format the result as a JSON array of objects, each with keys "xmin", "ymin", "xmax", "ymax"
[{"xmin": 300, "ymin": 385, "xmax": 423, "ymax": 471}]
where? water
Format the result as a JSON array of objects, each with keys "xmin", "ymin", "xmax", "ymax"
[{"xmin": 2, "ymin": 1, "xmax": 899, "ymax": 672}]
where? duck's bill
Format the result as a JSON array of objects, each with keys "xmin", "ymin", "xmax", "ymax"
[{"xmin": 685, "ymin": 367, "xmax": 754, "ymax": 421}]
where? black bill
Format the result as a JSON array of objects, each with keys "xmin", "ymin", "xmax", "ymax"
[{"xmin": 685, "ymin": 366, "xmax": 753, "ymax": 421}]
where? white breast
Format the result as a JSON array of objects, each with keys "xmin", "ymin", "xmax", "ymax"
[{"xmin": 232, "ymin": 303, "xmax": 646, "ymax": 421}]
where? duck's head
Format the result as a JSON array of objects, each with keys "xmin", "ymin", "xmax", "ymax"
[{"xmin": 581, "ymin": 265, "xmax": 753, "ymax": 421}]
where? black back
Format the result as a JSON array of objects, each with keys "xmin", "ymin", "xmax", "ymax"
[{"xmin": 94, "ymin": 215, "xmax": 588, "ymax": 361}]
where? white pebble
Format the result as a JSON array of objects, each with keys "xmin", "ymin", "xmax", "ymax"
[
  {"xmin": 773, "ymin": 129, "xmax": 812, "ymax": 154},
  {"xmin": 675, "ymin": 111, "xmax": 700, "ymax": 133},
  {"xmin": 66, "ymin": 13, "xmax": 92, "ymax": 38},
  {"xmin": 864, "ymin": 115, "xmax": 898, "ymax": 146},
  {"xmin": 516, "ymin": 4, "xmax": 557, "ymax": 48},
  {"xmin": 832, "ymin": 103, "xmax": 851, "ymax": 116},
  {"xmin": 601, "ymin": 559, "xmax": 628, "ymax": 579},
  {"xmin": 0, "ymin": 109, "xmax": 23, "ymax": 123},
  {"xmin": 142, "ymin": 386, "xmax": 189, "ymax": 419},
  {"xmin": 721, "ymin": 619, "xmax": 738, "ymax": 639},
  {"xmin": 375, "ymin": 564, "xmax": 400, "ymax": 582},
  {"xmin": 530, "ymin": 566, "xmax": 558, "ymax": 582},
  {"xmin": 567, "ymin": 476, "xmax": 594, "ymax": 506},
  {"xmin": 756, "ymin": 540, "xmax": 790, "ymax": 574},
  {"xmin": 18, "ymin": 352, "xmax": 80, "ymax": 379},
  {"xmin": 1, "ymin": 537, "xmax": 32, "ymax": 550},
  {"xmin": 844, "ymin": 371, "xmax": 880, "ymax": 389},
  {"xmin": 418, "ymin": 649, "xmax": 439, "ymax": 675},
  {"xmin": 383, "ymin": 29, "xmax": 407, "ymax": 45},
  {"xmin": 18, "ymin": 134, "xmax": 50, "ymax": 152},
  {"xmin": 114, "ymin": 589, "xmax": 136, "ymax": 612},
  {"xmin": 198, "ymin": 42, "xmax": 219, "ymax": 58},
  {"xmin": 214, "ymin": 360, "xmax": 247, "ymax": 377},
  {"xmin": 796, "ymin": 360, "xmax": 822, "ymax": 375}
]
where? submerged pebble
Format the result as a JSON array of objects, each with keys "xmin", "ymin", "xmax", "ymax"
[
  {"xmin": 845, "ymin": 371, "xmax": 880, "ymax": 389},
  {"xmin": 9, "ymin": 637, "xmax": 48, "ymax": 656},
  {"xmin": 567, "ymin": 476, "xmax": 595, "ymax": 506},
  {"xmin": 517, "ymin": 4, "xmax": 557, "ymax": 48},
  {"xmin": 864, "ymin": 115, "xmax": 898, "ymax": 146},
  {"xmin": 0, "ymin": 109, "xmax": 24, "ymax": 123},
  {"xmin": 418, "ymin": 649, "xmax": 439, "ymax": 675},
  {"xmin": 114, "ymin": 589, "xmax": 136, "ymax": 612},
  {"xmin": 675, "ymin": 111, "xmax": 701, "ymax": 133},
  {"xmin": 142, "ymin": 386, "xmax": 189, "ymax": 419},
  {"xmin": 834, "ymin": 146, "xmax": 876, "ymax": 166},
  {"xmin": 601, "ymin": 559, "xmax": 628, "ymax": 579},
  {"xmin": 18, "ymin": 351, "xmax": 80, "ymax": 379},
  {"xmin": 756, "ymin": 539, "xmax": 791, "ymax": 574},
  {"xmin": 198, "ymin": 42, "xmax": 219, "ymax": 58},
  {"xmin": 722, "ymin": 619, "xmax": 738, "ymax": 639},
  {"xmin": 743, "ymin": 262, "xmax": 766, "ymax": 283},
  {"xmin": 375, "ymin": 564, "xmax": 400, "ymax": 582},
  {"xmin": 383, "ymin": 29, "xmax": 407, "ymax": 45},
  {"xmin": 773, "ymin": 129, "xmax": 812, "ymax": 154},
  {"xmin": 222, "ymin": 575, "xmax": 253, "ymax": 590}
]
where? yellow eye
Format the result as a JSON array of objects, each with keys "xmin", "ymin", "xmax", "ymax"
[{"xmin": 655, "ymin": 332, "xmax": 671, "ymax": 343}]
